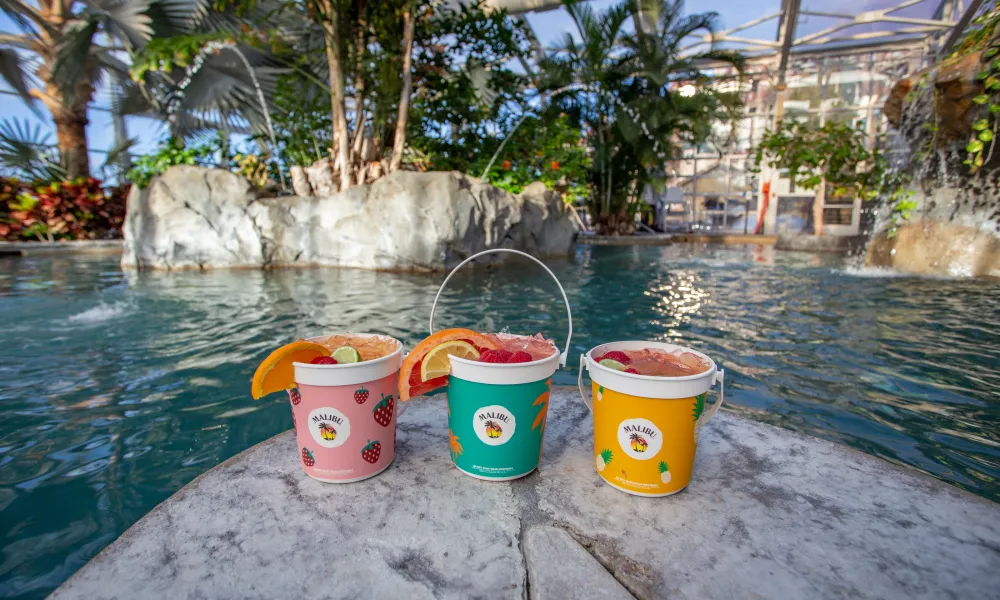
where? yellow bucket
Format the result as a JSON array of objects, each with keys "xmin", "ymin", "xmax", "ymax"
[{"xmin": 578, "ymin": 341, "xmax": 724, "ymax": 497}]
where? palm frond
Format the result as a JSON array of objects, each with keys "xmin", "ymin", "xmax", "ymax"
[
  {"xmin": 0, "ymin": 118, "xmax": 66, "ymax": 181},
  {"xmin": 84, "ymin": 0, "xmax": 155, "ymax": 48},
  {"xmin": 0, "ymin": 0, "xmax": 55, "ymax": 35},
  {"xmin": 155, "ymin": 0, "xmax": 208, "ymax": 32},
  {"xmin": 52, "ymin": 19, "xmax": 99, "ymax": 98},
  {"xmin": 99, "ymin": 134, "xmax": 137, "ymax": 180},
  {"xmin": 0, "ymin": 47, "xmax": 38, "ymax": 111}
]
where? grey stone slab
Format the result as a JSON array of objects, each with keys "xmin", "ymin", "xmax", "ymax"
[
  {"xmin": 52, "ymin": 388, "xmax": 1000, "ymax": 600},
  {"xmin": 524, "ymin": 526, "xmax": 634, "ymax": 600}
]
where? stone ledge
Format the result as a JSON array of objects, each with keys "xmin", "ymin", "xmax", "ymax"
[
  {"xmin": 51, "ymin": 388, "xmax": 1000, "ymax": 600},
  {"xmin": 0, "ymin": 240, "xmax": 122, "ymax": 256}
]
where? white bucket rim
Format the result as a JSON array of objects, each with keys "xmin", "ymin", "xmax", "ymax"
[{"xmin": 293, "ymin": 333, "xmax": 403, "ymax": 387}]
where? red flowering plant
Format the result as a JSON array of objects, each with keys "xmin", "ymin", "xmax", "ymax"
[{"xmin": 0, "ymin": 177, "xmax": 129, "ymax": 241}]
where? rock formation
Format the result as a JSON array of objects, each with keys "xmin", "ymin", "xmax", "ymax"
[
  {"xmin": 120, "ymin": 166, "xmax": 578, "ymax": 271},
  {"xmin": 870, "ymin": 47, "xmax": 1000, "ymax": 278}
]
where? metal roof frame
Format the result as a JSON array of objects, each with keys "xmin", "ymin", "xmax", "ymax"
[{"xmin": 678, "ymin": 0, "xmax": 973, "ymax": 84}]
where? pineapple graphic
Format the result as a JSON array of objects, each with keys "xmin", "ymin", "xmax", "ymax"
[
  {"xmin": 595, "ymin": 448, "xmax": 613, "ymax": 472},
  {"xmin": 629, "ymin": 433, "xmax": 648, "ymax": 453},
  {"xmin": 319, "ymin": 422, "xmax": 337, "ymax": 441},
  {"xmin": 692, "ymin": 394, "xmax": 706, "ymax": 445},
  {"xmin": 485, "ymin": 420, "xmax": 502, "ymax": 439},
  {"xmin": 658, "ymin": 461, "xmax": 671, "ymax": 484},
  {"xmin": 597, "ymin": 385, "xmax": 604, "ymax": 402}
]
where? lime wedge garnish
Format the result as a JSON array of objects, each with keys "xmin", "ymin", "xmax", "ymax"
[
  {"xmin": 331, "ymin": 346, "xmax": 361, "ymax": 364},
  {"xmin": 599, "ymin": 358, "xmax": 626, "ymax": 371}
]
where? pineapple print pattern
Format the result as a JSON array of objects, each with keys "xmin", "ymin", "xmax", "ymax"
[
  {"xmin": 595, "ymin": 448, "xmax": 613, "ymax": 472},
  {"xmin": 658, "ymin": 461, "xmax": 671, "ymax": 484},
  {"xmin": 597, "ymin": 385, "xmax": 604, "ymax": 402},
  {"xmin": 692, "ymin": 393, "xmax": 706, "ymax": 446}
]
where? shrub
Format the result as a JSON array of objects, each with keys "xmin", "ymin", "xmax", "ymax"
[{"xmin": 0, "ymin": 177, "xmax": 129, "ymax": 241}]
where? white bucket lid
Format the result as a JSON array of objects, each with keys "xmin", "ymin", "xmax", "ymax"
[
  {"xmin": 584, "ymin": 341, "xmax": 717, "ymax": 400},
  {"xmin": 294, "ymin": 334, "xmax": 403, "ymax": 387}
]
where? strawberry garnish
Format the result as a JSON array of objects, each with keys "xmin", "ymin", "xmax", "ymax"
[
  {"xmin": 310, "ymin": 356, "xmax": 337, "ymax": 364},
  {"xmin": 480, "ymin": 349, "xmax": 513, "ymax": 363},
  {"xmin": 596, "ymin": 351, "xmax": 630, "ymax": 365},
  {"xmin": 624, "ymin": 367, "xmax": 640, "ymax": 374}
]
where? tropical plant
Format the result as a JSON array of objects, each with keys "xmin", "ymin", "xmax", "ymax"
[
  {"xmin": 0, "ymin": 118, "xmax": 137, "ymax": 184},
  {"xmin": 0, "ymin": 176, "xmax": 128, "ymax": 241},
  {"xmin": 538, "ymin": 0, "xmax": 743, "ymax": 234},
  {"xmin": 0, "ymin": 0, "xmax": 208, "ymax": 179},
  {"xmin": 126, "ymin": 136, "xmax": 219, "ymax": 188},
  {"xmin": 751, "ymin": 119, "xmax": 916, "ymax": 237}
]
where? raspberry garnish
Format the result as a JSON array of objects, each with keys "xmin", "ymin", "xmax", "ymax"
[
  {"xmin": 310, "ymin": 356, "xmax": 338, "ymax": 364},
  {"xmin": 480, "ymin": 349, "xmax": 513, "ymax": 363},
  {"xmin": 596, "ymin": 351, "xmax": 631, "ymax": 365},
  {"xmin": 509, "ymin": 351, "xmax": 533, "ymax": 363}
]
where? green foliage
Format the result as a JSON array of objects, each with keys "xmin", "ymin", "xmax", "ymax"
[
  {"xmin": 751, "ymin": 119, "xmax": 915, "ymax": 237},
  {"xmin": 422, "ymin": 114, "xmax": 590, "ymax": 202},
  {"xmin": 126, "ymin": 137, "xmax": 219, "ymax": 188},
  {"xmin": 947, "ymin": 3, "xmax": 1000, "ymax": 174},
  {"xmin": 751, "ymin": 120, "xmax": 884, "ymax": 199},
  {"xmin": 537, "ymin": 0, "xmax": 745, "ymax": 233},
  {"xmin": 407, "ymin": 3, "xmax": 533, "ymax": 170},
  {"xmin": 130, "ymin": 33, "xmax": 234, "ymax": 82},
  {"xmin": 253, "ymin": 73, "xmax": 333, "ymax": 177},
  {"xmin": 0, "ymin": 177, "xmax": 129, "ymax": 241}
]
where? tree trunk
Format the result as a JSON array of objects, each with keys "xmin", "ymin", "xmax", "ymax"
[
  {"xmin": 350, "ymin": 0, "xmax": 367, "ymax": 164},
  {"xmin": 389, "ymin": 4, "xmax": 415, "ymax": 173},
  {"xmin": 54, "ymin": 103, "xmax": 90, "ymax": 180},
  {"xmin": 320, "ymin": 0, "xmax": 352, "ymax": 189},
  {"xmin": 37, "ymin": 25, "xmax": 94, "ymax": 180}
]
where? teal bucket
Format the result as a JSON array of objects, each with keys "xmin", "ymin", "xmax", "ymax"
[{"xmin": 429, "ymin": 249, "xmax": 573, "ymax": 481}]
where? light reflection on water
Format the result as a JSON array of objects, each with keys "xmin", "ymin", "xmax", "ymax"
[{"xmin": 0, "ymin": 245, "xmax": 998, "ymax": 598}]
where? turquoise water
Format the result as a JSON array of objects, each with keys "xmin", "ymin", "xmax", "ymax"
[{"xmin": 1, "ymin": 245, "xmax": 998, "ymax": 598}]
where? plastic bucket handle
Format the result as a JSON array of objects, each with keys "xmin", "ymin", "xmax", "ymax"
[{"xmin": 429, "ymin": 249, "xmax": 573, "ymax": 368}]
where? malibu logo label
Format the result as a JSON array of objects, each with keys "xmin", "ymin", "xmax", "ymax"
[
  {"xmin": 473, "ymin": 405, "xmax": 516, "ymax": 446},
  {"xmin": 617, "ymin": 418, "xmax": 663, "ymax": 460},
  {"xmin": 307, "ymin": 407, "xmax": 351, "ymax": 449}
]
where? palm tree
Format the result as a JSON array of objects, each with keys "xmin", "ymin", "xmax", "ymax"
[
  {"xmin": 540, "ymin": 0, "xmax": 743, "ymax": 235},
  {"xmin": 0, "ymin": 0, "xmax": 207, "ymax": 179}
]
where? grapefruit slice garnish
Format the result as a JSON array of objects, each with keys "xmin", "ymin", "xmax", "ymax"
[
  {"xmin": 251, "ymin": 340, "xmax": 329, "ymax": 399},
  {"xmin": 399, "ymin": 328, "xmax": 496, "ymax": 401}
]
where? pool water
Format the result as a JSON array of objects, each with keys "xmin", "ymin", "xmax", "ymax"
[{"xmin": 1, "ymin": 245, "xmax": 998, "ymax": 598}]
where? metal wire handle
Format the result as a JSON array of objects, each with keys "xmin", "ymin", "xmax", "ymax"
[{"xmin": 429, "ymin": 249, "xmax": 573, "ymax": 367}]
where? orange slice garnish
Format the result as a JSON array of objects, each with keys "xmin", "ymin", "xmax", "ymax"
[
  {"xmin": 251, "ymin": 340, "xmax": 329, "ymax": 399},
  {"xmin": 399, "ymin": 328, "xmax": 496, "ymax": 401}
]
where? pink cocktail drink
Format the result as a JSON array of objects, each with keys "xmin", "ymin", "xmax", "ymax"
[
  {"xmin": 480, "ymin": 333, "xmax": 559, "ymax": 363},
  {"xmin": 595, "ymin": 347, "xmax": 710, "ymax": 377}
]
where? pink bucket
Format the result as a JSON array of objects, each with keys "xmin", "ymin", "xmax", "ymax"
[{"xmin": 288, "ymin": 334, "xmax": 403, "ymax": 483}]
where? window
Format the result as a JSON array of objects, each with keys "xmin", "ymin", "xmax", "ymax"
[{"xmin": 823, "ymin": 207, "xmax": 853, "ymax": 225}]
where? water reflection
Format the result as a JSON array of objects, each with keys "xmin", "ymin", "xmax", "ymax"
[{"xmin": 0, "ymin": 247, "xmax": 998, "ymax": 598}]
